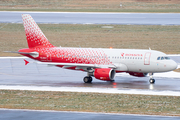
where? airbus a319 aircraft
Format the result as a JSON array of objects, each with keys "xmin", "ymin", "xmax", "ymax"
[{"xmin": 13, "ymin": 14, "xmax": 178, "ymax": 84}]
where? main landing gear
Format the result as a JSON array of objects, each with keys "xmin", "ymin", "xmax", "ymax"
[
  {"xmin": 83, "ymin": 70, "xmax": 94, "ymax": 83},
  {"xmin": 83, "ymin": 76, "xmax": 93, "ymax": 83},
  {"xmin": 149, "ymin": 73, "xmax": 155, "ymax": 84}
]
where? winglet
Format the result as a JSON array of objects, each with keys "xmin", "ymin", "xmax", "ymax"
[{"xmin": 24, "ymin": 59, "xmax": 29, "ymax": 65}]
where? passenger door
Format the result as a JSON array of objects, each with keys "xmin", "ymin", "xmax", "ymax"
[{"xmin": 144, "ymin": 52, "xmax": 151, "ymax": 65}]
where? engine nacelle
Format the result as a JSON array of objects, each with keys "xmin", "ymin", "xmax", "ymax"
[
  {"xmin": 128, "ymin": 72, "xmax": 148, "ymax": 77},
  {"xmin": 94, "ymin": 68, "xmax": 115, "ymax": 81}
]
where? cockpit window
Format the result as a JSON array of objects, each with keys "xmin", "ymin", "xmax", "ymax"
[
  {"xmin": 165, "ymin": 57, "xmax": 170, "ymax": 60},
  {"xmin": 157, "ymin": 57, "xmax": 160, "ymax": 60},
  {"xmin": 157, "ymin": 56, "xmax": 171, "ymax": 60}
]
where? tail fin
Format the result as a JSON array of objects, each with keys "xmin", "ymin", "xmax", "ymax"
[{"xmin": 22, "ymin": 14, "xmax": 54, "ymax": 48}]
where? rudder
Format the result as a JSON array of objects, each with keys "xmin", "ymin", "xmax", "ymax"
[{"xmin": 22, "ymin": 14, "xmax": 54, "ymax": 48}]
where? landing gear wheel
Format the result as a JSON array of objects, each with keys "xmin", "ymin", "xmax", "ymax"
[
  {"xmin": 110, "ymin": 80, "xmax": 115, "ymax": 82},
  {"xmin": 83, "ymin": 76, "xmax": 93, "ymax": 83},
  {"xmin": 149, "ymin": 79, "xmax": 155, "ymax": 84},
  {"xmin": 149, "ymin": 73, "xmax": 155, "ymax": 84}
]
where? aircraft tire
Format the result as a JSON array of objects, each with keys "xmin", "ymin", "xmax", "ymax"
[
  {"xmin": 149, "ymin": 79, "xmax": 155, "ymax": 84},
  {"xmin": 83, "ymin": 76, "xmax": 92, "ymax": 83},
  {"xmin": 110, "ymin": 80, "xmax": 115, "ymax": 82}
]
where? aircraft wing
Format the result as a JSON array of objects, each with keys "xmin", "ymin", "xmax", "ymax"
[{"xmin": 37, "ymin": 62, "xmax": 117, "ymax": 70}]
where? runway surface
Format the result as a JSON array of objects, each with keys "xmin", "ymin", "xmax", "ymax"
[
  {"xmin": 0, "ymin": 109, "xmax": 180, "ymax": 120},
  {"xmin": 0, "ymin": 57, "xmax": 180, "ymax": 95},
  {"xmin": 0, "ymin": 57, "xmax": 180, "ymax": 119},
  {"xmin": 1, "ymin": 11, "xmax": 180, "ymax": 25}
]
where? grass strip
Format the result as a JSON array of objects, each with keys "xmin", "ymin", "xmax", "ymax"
[
  {"xmin": 0, "ymin": 23, "xmax": 180, "ymax": 57},
  {"xmin": 0, "ymin": 90, "xmax": 179, "ymax": 116},
  {"xmin": 1, "ymin": 0, "xmax": 180, "ymax": 13}
]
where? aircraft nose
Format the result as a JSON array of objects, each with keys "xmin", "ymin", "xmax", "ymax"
[{"xmin": 170, "ymin": 60, "xmax": 178, "ymax": 71}]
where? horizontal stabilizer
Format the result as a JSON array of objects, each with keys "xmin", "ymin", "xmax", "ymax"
[{"xmin": 4, "ymin": 51, "xmax": 38, "ymax": 55}]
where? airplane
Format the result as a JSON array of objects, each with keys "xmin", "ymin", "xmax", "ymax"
[{"xmin": 11, "ymin": 14, "xmax": 178, "ymax": 84}]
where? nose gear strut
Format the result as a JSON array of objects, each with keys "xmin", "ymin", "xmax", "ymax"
[{"xmin": 149, "ymin": 73, "xmax": 155, "ymax": 84}]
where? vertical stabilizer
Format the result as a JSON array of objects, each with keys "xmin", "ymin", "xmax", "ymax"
[{"xmin": 22, "ymin": 14, "xmax": 54, "ymax": 48}]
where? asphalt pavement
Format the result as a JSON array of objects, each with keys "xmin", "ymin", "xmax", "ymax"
[
  {"xmin": 0, "ymin": 11, "xmax": 180, "ymax": 25},
  {"xmin": 0, "ymin": 109, "xmax": 180, "ymax": 120}
]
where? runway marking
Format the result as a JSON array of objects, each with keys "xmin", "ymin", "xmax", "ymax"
[{"xmin": 0, "ymin": 85, "xmax": 180, "ymax": 96}]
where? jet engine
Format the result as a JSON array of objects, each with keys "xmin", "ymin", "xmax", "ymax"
[
  {"xmin": 93, "ymin": 68, "xmax": 115, "ymax": 81},
  {"xmin": 128, "ymin": 72, "xmax": 148, "ymax": 77}
]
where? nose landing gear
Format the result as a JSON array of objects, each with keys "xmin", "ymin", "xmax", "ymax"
[
  {"xmin": 149, "ymin": 78, "xmax": 155, "ymax": 84},
  {"xmin": 149, "ymin": 73, "xmax": 155, "ymax": 84}
]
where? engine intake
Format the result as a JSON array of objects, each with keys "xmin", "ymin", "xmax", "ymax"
[{"xmin": 94, "ymin": 68, "xmax": 115, "ymax": 81}]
